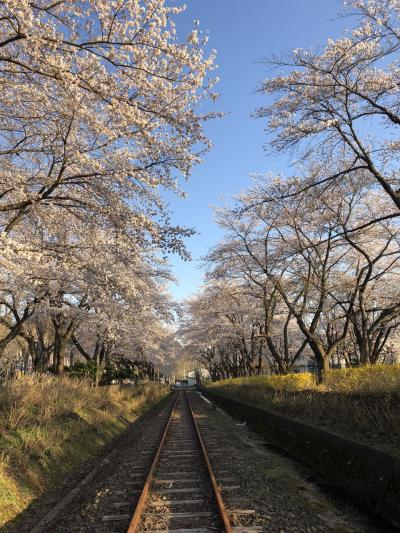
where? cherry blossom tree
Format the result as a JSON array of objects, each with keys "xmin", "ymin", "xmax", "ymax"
[
  {"xmin": 0, "ymin": 0, "xmax": 216, "ymax": 241},
  {"xmin": 192, "ymin": 172, "xmax": 400, "ymax": 383},
  {"xmin": 180, "ymin": 281, "xmax": 267, "ymax": 380},
  {"xmin": 256, "ymin": 0, "xmax": 400, "ymax": 221},
  {"xmin": 0, "ymin": 1, "xmax": 218, "ymax": 377}
]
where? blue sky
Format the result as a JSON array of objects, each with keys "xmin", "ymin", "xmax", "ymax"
[{"xmin": 166, "ymin": 0, "xmax": 348, "ymax": 300}]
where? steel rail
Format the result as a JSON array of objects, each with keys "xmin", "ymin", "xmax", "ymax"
[
  {"xmin": 184, "ymin": 390, "xmax": 233, "ymax": 533},
  {"xmin": 127, "ymin": 391, "xmax": 180, "ymax": 533}
]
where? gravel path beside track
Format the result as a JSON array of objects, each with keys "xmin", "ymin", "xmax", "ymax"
[{"xmin": 187, "ymin": 391, "xmax": 393, "ymax": 533}]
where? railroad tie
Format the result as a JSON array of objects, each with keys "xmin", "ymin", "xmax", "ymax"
[
  {"xmin": 143, "ymin": 512, "xmax": 216, "ymax": 518},
  {"xmin": 152, "ymin": 499, "xmax": 206, "ymax": 506},
  {"xmin": 102, "ymin": 514, "xmax": 131, "ymax": 522}
]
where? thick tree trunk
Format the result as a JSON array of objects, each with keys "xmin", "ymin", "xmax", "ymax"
[
  {"xmin": 359, "ymin": 333, "xmax": 370, "ymax": 365},
  {"xmin": 53, "ymin": 328, "xmax": 71, "ymax": 375},
  {"xmin": 308, "ymin": 340, "xmax": 330, "ymax": 384},
  {"xmin": 266, "ymin": 336, "xmax": 287, "ymax": 374},
  {"xmin": 257, "ymin": 349, "xmax": 263, "ymax": 375},
  {"xmin": 52, "ymin": 316, "xmax": 75, "ymax": 376},
  {"xmin": 95, "ymin": 345, "xmax": 101, "ymax": 387},
  {"xmin": 315, "ymin": 353, "xmax": 330, "ymax": 384},
  {"xmin": 53, "ymin": 332, "xmax": 66, "ymax": 375},
  {"xmin": 0, "ymin": 322, "xmax": 24, "ymax": 355}
]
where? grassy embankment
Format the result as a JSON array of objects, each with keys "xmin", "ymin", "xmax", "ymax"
[
  {"xmin": 0, "ymin": 377, "xmax": 168, "ymax": 528},
  {"xmin": 206, "ymin": 366, "xmax": 400, "ymax": 456}
]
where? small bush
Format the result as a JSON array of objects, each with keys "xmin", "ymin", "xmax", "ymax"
[
  {"xmin": 325, "ymin": 365, "xmax": 400, "ymax": 394},
  {"xmin": 209, "ymin": 372, "xmax": 316, "ymax": 392}
]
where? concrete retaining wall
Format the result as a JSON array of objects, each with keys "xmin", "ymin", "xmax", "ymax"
[{"xmin": 202, "ymin": 388, "xmax": 400, "ymax": 528}]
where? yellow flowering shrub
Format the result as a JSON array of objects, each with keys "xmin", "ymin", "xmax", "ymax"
[{"xmin": 207, "ymin": 365, "xmax": 400, "ymax": 395}]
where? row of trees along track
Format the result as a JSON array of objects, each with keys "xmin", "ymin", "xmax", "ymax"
[
  {"xmin": 0, "ymin": 0, "xmax": 217, "ymax": 379},
  {"xmin": 181, "ymin": 0, "xmax": 400, "ymax": 384},
  {"xmin": 3, "ymin": 0, "xmax": 400, "ymax": 384}
]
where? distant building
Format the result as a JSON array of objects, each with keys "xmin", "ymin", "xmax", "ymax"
[
  {"xmin": 172, "ymin": 377, "xmax": 196, "ymax": 388},
  {"xmin": 188, "ymin": 367, "xmax": 210, "ymax": 385}
]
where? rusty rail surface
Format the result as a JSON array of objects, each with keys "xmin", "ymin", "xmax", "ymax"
[
  {"xmin": 126, "ymin": 390, "xmax": 233, "ymax": 533},
  {"xmin": 126, "ymin": 392, "xmax": 180, "ymax": 533},
  {"xmin": 184, "ymin": 390, "xmax": 233, "ymax": 533}
]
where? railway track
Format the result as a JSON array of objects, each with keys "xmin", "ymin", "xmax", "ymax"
[
  {"xmin": 126, "ymin": 390, "xmax": 256, "ymax": 533},
  {"xmin": 31, "ymin": 390, "xmax": 259, "ymax": 533},
  {"xmin": 126, "ymin": 390, "xmax": 231, "ymax": 532},
  {"xmin": 29, "ymin": 389, "xmax": 390, "ymax": 533}
]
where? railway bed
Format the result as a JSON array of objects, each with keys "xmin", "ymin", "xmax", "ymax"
[
  {"xmin": 126, "ymin": 390, "xmax": 255, "ymax": 533},
  {"xmin": 18, "ymin": 390, "xmax": 393, "ymax": 533}
]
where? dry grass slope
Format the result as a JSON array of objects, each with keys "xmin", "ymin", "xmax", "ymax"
[
  {"xmin": 206, "ymin": 365, "xmax": 400, "ymax": 456},
  {"xmin": 0, "ymin": 376, "xmax": 168, "ymax": 528}
]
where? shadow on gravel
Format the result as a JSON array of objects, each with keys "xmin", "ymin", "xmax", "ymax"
[{"xmin": 259, "ymin": 440, "xmax": 399, "ymax": 533}]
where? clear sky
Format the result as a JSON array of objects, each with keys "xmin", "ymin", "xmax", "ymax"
[{"xmin": 166, "ymin": 0, "xmax": 348, "ymax": 301}]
